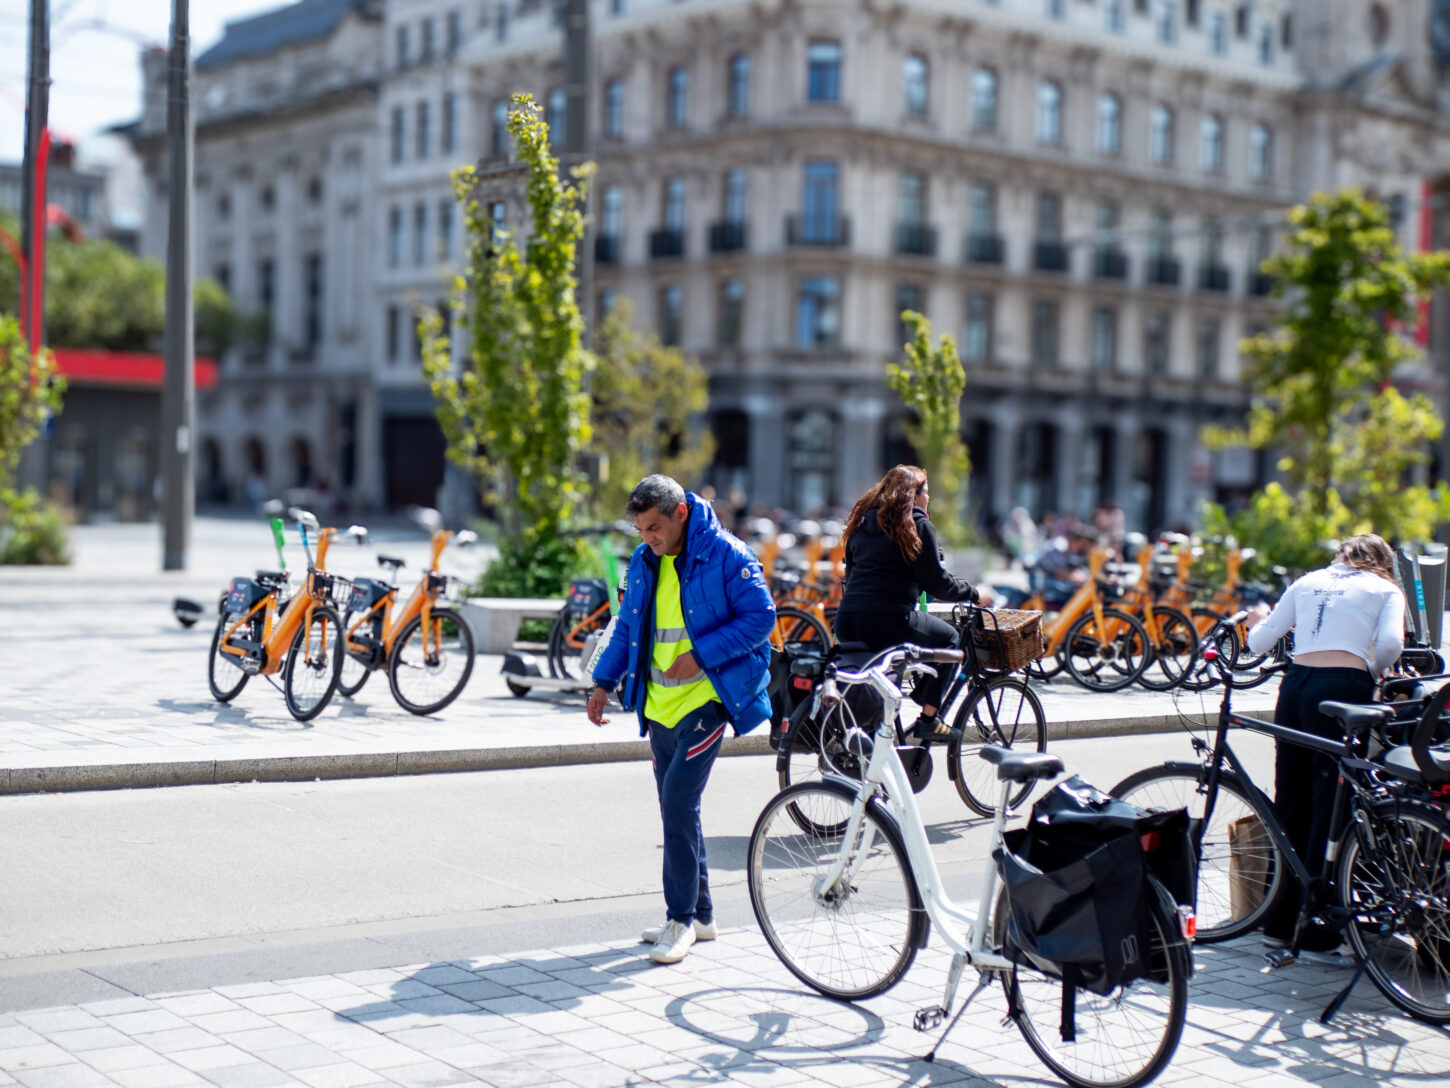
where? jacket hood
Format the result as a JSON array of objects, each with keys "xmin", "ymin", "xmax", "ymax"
[{"xmin": 685, "ymin": 490, "xmax": 723, "ymax": 545}]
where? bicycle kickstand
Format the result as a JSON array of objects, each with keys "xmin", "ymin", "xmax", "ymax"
[{"xmin": 920, "ymin": 952, "xmax": 985, "ymax": 1062}]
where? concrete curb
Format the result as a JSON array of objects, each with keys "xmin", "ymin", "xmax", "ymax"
[{"xmin": 0, "ymin": 708, "xmax": 1249, "ymax": 795}]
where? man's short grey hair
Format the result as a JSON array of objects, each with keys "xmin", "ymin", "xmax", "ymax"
[{"xmin": 625, "ymin": 475, "xmax": 687, "ymax": 519}]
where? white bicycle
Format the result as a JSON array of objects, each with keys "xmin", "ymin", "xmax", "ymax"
[{"xmin": 747, "ymin": 644, "xmax": 1192, "ymax": 1088}]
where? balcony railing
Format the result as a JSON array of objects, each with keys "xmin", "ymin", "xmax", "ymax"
[
  {"xmin": 708, "ymin": 220, "xmax": 748, "ymax": 253},
  {"xmin": 786, "ymin": 214, "xmax": 850, "ymax": 247},
  {"xmin": 1199, "ymin": 264, "xmax": 1231, "ymax": 292},
  {"xmin": 965, "ymin": 233, "xmax": 1005, "ymax": 265},
  {"xmin": 594, "ymin": 234, "xmax": 620, "ymax": 265},
  {"xmin": 649, "ymin": 227, "xmax": 685, "ymax": 259},
  {"xmin": 1145, "ymin": 256, "xmax": 1181, "ymax": 287},
  {"xmin": 1248, "ymin": 271, "xmax": 1276, "ymax": 297},
  {"xmin": 1033, "ymin": 241, "xmax": 1070, "ymax": 273},
  {"xmin": 895, "ymin": 221, "xmax": 938, "ymax": 257},
  {"xmin": 1093, "ymin": 247, "xmax": 1129, "ymax": 280}
]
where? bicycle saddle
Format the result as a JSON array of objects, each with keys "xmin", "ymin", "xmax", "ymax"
[
  {"xmin": 377, "ymin": 555, "xmax": 406, "ymax": 569},
  {"xmin": 980, "ymin": 745, "xmax": 1064, "ymax": 783},
  {"xmin": 1318, "ymin": 701, "xmax": 1392, "ymax": 736},
  {"xmin": 254, "ymin": 569, "xmax": 287, "ymax": 586}
]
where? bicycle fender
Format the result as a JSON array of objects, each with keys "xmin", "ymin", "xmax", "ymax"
[
  {"xmin": 813, "ymin": 776, "xmax": 933, "ymax": 951},
  {"xmin": 1145, "ymin": 873, "xmax": 1195, "ymax": 980}
]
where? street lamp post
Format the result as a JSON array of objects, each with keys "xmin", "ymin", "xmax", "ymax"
[{"xmin": 160, "ymin": 0, "xmax": 194, "ymax": 571}]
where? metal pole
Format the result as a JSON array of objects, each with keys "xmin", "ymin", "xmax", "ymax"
[
  {"xmin": 161, "ymin": 0, "xmax": 194, "ymax": 570},
  {"xmin": 19, "ymin": 0, "xmax": 49, "ymax": 348},
  {"xmin": 562, "ymin": 0, "xmax": 593, "ymax": 332}
]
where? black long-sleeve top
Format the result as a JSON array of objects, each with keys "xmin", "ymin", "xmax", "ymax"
[{"xmin": 838, "ymin": 507, "xmax": 979, "ymax": 614}]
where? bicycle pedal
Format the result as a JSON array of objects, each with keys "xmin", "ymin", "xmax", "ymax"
[
  {"xmin": 913, "ymin": 1006, "xmax": 946, "ymax": 1032},
  {"xmin": 1263, "ymin": 948, "xmax": 1298, "ymax": 970}
]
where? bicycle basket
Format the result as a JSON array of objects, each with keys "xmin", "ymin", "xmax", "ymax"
[
  {"xmin": 965, "ymin": 608, "xmax": 1045, "ymax": 672},
  {"xmin": 426, "ymin": 571, "xmax": 453, "ymax": 598},
  {"xmin": 310, "ymin": 572, "xmax": 354, "ymax": 608}
]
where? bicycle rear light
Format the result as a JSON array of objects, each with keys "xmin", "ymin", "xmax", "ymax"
[{"xmin": 1177, "ymin": 905, "xmax": 1197, "ymax": 941}]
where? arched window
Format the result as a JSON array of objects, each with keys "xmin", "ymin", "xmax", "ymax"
[
  {"xmin": 903, "ymin": 54, "xmax": 928, "ymax": 116},
  {"xmin": 1097, "ymin": 93, "xmax": 1121, "ymax": 154},
  {"xmin": 1200, "ymin": 114, "xmax": 1223, "ymax": 172},
  {"xmin": 972, "ymin": 68, "xmax": 998, "ymax": 131},
  {"xmin": 1036, "ymin": 81, "xmax": 1062, "ymax": 144},
  {"xmin": 667, "ymin": 66, "xmax": 689, "ymax": 126},
  {"xmin": 728, "ymin": 53, "xmax": 750, "ymax": 117},
  {"xmin": 1150, "ymin": 104, "xmax": 1174, "ymax": 165}
]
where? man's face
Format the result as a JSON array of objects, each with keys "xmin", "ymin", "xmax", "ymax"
[{"xmin": 634, "ymin": 502, "xmax": 689, "ymax": 556}]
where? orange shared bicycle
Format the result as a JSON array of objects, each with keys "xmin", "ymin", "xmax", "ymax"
[
  {"xmin": 207, "ymin": 510, "xmax": 359, "ymax": 721},
  {"xmin": 338, "ymin": 525, "xmax": 479, "ymax": 715}
]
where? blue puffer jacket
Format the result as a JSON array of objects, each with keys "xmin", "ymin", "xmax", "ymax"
[{"xmin": 593, "ymin": 493, "xmax": 776, "ymax": 736}]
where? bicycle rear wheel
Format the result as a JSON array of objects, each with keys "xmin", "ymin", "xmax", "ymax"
[
  {"xmin": 208, "ymin": 612, "xmax": 251, "ymax": 703},
  {"xmin": 749, "ymin": 783, "xmax": 921, "ymax": 1000},
  {"xmin": 1110, "ymin": 765, "xmax": 1280, "ymax": 942},
  {"xmin": 995, "ymin": 880, "xmax": 1189, "ymax": 1088},
  {"xmin": 337, "ymin": 609, "xmax": 377, "ymax": 697},
  {"xmin": 1136, "ymin": 607, "xmax": 1199, "ymax": 692},
  {"xmin": 771, "ymin": 605, "xmax": 832, "ymax": 652},
  {"xmin": 387, "ymin": 607, "xmax": 477, "ymax": 715},
  {"xmin": 1337, "ymin": 799, "xmax": 1450, "ymax": 1024},
  {"xmin": 948, "ymin": 675, "xmax": 1047, "ymax": 817},
  {"xmin": 1062, "ymin": 608, "xmax": 1151, "ymax": 693}
]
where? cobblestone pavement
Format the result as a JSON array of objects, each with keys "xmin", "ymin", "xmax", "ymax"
[
  {"xmin": 0, "ymin": 520, "xmax": 1274, "ymax": 775},
  {"xmin": 0, "ymin": 926, "xmax": 1443, "ymax": 1088}
]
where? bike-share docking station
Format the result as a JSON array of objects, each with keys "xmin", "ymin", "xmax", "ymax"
[{"xmin": 1397, "ymin": 545, "xmax": 1448, "ymax": 673}]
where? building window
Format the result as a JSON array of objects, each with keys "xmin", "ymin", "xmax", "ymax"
[
  {"xmin": 260, "ymin": 184, "xmax": 275, "ymax": 212},
  {"xmin": 1031, "ymin": 299, "xmax": 1059, "ymax": 366},
  {"xmin": 413, "ymin": 202, "xmax": 427, "ymax": 266},
  {"xmin": 972, "ymin": 68, "xmax": 998, "ymax": 131},
  {"xmin": 903, "ymin": 54, "xmax": 928, "ymax": 117},
  {"xmin": 1150, "ymin": 208, "xmax": 1173, "ymax": 259},
  {"xmin": 969, "ymin": 182, "xmax": 996, "ymax": 237},
  {"xmin": 547, "ymin": 88, "xmax": 566, "ymax": 146},
  {"xmin": 386, "ymin": 304, "xmax": 400, "ymax": 363},
  {"xmin": 1105, "ymin": 0, "xmax": 1124, "ymax": 32},
  {"xmin": 963, "ymin": 292, "xmax": 993, "ymax": 362},
  {"xmin": 724, "ymin": 169, "xmax": 747, "ymax": 224},
  {"xmin": 307, "ymin": 176, "xmax": 323, "ymax": 204},
  {"xmin": 496, "ymin": 3, "xmax": 508, "ymax": 42},
  {"xmin": 1200, "ymin": 113, "xmax": 1223, "ymax": 172},
  {"xmin": 388, "ymin": 206, "xmax": 402, "ymax": 268},
  {"xmin": 802, "ymin": 160, "xmax": 839, "ymax": 241},
  {"xmin": 896, "ymin": 282, "xmax": 924, "ymax": 346},
  {"xmin": 1369, "ymin": 4, "xmax": 1390, "ymax": 47},
  {"xmin": 807, "ymin": 41, "xmax": 841, "ymax": 102},
  {"xmin": 667, "ymin": 66, "xmax": 689, "ymax": 126},
  {"xmin": 1257, "ymin": 24, "xmax": 1274, "ymax": 64},
  {"xmin": 1249, "ymin": 122, "xmax": 1272, "ymax": 181},
  {"xmin": 1209, "ymin": 10, "xmax": 1226, "ymax": 53},
  {"xmin": 1036, "ymin": 81, "xmax": 1062, "ymax": 144},
  {"xmin": 659, "ymin": 284, "xmax": 683, "ymax": 346},
  {"xmin": 1156, "ymin": 0, "xmax": 1177, "ymax": 43},
  {"xmin": 441, "ymin": 93, "xmax": 457, "ymax": 155},
  {"xmin": 258, "ymin": 258, "xmax": 274, "ymax": 317},
  {"xmin": 1202, "ymin": 218, "xmax": 1224, "ymax": 267},
  {"xmin": 438, "ymin": 199, "xmax": 454, "ymax": 259},
  {"xmin": 603, "ymin": 79, "xmax": 625, "ymax": 137},
  {"xmin": 217, "ymin": 192, "xmax": 231, "ymax": 219},
  {"xmin": 416, "ymin": 100, "xmax": 430, "ymax": 159},
  {"xmin": 304, "ymin": 254, "xmax": 323, "ymax": 349},
  {"xmin": 1186, "ymin": 0, "xmax": 1201, "ymax": 25},
  {"xmin": 1145, "ymin": 311, "xmax": 1170, "ymax": 374},
  {"xmin": 488, "ymin": 200, "xmax": 506, "ymax": 249},
  {"xmin": 1236, "ymin": 2, "xmax": 1249, "ymax": 37},
  {"xmin": 663, "ymin": 177, "xmax": 686, "ymax": 232},
  {"xmin": 796, "ymin": 277, "xmax": 840, "ymax": 348},
  {"xmin": 491, "ymin": 101, "xmax": 508, "ymax": 156},
  {"xmin": 1150, "ymin": 104, "xmax": 1174, "ymax": 165},
  {"xmin": 1046, "ymin": 0, "xmax": 1064, "ymax": 17},
  {"xmin": 719, "ymin": 278, "xmax": 744, "ymax": 347},
  {"xmin": 728, "ymin": 53, "xmax": 750, "ymax": 117},
  {"xmin": 600, "ymin": 185, "xmax": 622, "ymax": 240},
  {"xmin": 396, "ymin": 24, "xmax": 410, "ymax": 69},
  {"xmin": 1197, "ymin": 317, "xmax": 1220, "ymax": 379},
  {"xmin": 215, "ymin": 263, "xmax": 231, "ymax": 295},
  {"xmin": 899, "ymin": 171, "xmax": 925, "ymax": 227},
  {"xmin": 1097, "ymin": 199, "xmax": 1120, "ymax": 235},
  {"xmin": 1036, "ymin": 191, "xmax": 1062, "ymax": 244},
  {"xmin": 1091, "ymin": 307, "xmax": 1117, "ymax": 371},
  {"xmin": 391, "ymin": 106, "xmax": 405, "ymax": 163},
  {"xmin": 1097, "ymin": 93, "xmax": 1121, "ymax": 154},
  {"xmin": 446, "ymin": 10, "xmax": 461, "ymax": 57}
]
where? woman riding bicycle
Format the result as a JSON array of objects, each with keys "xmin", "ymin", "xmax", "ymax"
[
  {"xmin": 833, "ymin": 465, "xmax": 987, "ymax": 741},
  {"xmin": 1244, "ymin": 532, "xmax": 1406, "ymax": 950}
]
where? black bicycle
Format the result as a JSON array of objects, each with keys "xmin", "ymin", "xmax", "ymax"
[
  {"xmin": 1110, "ymin": 612, "xmax": 1450, "ymax": 1025},
  {"xmin": 776, "ymin": 603, "xmax": 1047, "ymax": 818}
]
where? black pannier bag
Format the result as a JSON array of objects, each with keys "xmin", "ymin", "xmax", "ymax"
[
  {"xmin": 995, "ymin": 776, "xmax": 1194, "ymax": 1002},
  {"xmin": 348, "ymin": 578, "xmax": 390, "ymax": 614},
  {"xmin": 224, "ymin": 577, "xmax": 269, "ymax": 615},
  {"xmin": 767, "ymin": 644, "xmax": 829, "ymax": 750}
]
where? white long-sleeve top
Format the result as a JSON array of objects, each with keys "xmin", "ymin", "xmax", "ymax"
[{"xmin": 1245, "ymin": 562, "xmax": 1406, "ymax": 675}]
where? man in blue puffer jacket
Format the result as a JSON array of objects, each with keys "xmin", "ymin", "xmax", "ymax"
[{"xmin": 587, "ymin": 475, "xmax": 775, "ymax": 964}]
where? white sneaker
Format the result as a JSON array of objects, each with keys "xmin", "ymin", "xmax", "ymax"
[
  {"xmin": 641, "ymin": 918, "xmax": 718, "ymax": 945},
  {"xmin": 647, "ymin": 920, "xmax": 697, "ymax": 964}
]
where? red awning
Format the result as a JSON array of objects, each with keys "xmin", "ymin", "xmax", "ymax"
[{"xmin": 50, "ymin": 348, "xmax": 218, "ymax": 391}]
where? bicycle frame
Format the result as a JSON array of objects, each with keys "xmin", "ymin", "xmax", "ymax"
[
  {"xmin": 220, "ymin": 521, "xmax": 336, "ymax": 677},
  {"xmin": 345, "ymin": 529, "xmax": 459, "ymax": 661},
  {"xmin": 1026, "ymin": 546, "xmax": 1117, "ymax": 654}
]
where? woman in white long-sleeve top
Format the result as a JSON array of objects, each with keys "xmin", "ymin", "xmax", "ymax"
[{"xmin": 1244, "ymin": 533, "xmax": 1406, "ymax": 950}]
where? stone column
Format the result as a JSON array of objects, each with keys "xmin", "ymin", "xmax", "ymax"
[
  {"xmin": 274, "ymin": 161, "xmax": 300, "ymax": 356},
  {"xmin": 1053, "ymin": 414, "xmax": 1083, "ymax": 520},
  {"xmin": 839, "ymin": 394, "xmax": 885, "ymax": 504},
  {"xmin": 744, "ymin": 390, "xmax": 786, "ymax": 509},
  {"xmin": 1110, "ymin": 413, "xmax": 1138, "ymax": 525},
  {"xmin": 1161, "ymin": 417, "xmax": 1196, "ymax": 532},
  {"xmin": 989, "ymin": 401, "xmax": 1020, "ymax": 524}
]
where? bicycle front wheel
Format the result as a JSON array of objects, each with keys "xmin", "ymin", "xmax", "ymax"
[
  {"xmin": 748, "ymin": 782, "xmax": 921, "ymax": 1000},
  {"xmin": 1062, "ymin": 608, "xmax": 1151, "ymax": 693},
  {"xmin": 995, "ymin": 880, "xmax": 1189, "ymax": 1088},
  {"xmin": 387, "ymin": 607, "xmax": 477, "ymax": 715},
  {"xmin": 283, "ymin": 605, "xmax": 344, "ymax": 721},
  {"xmin": 948, "ymin": 675, "xmax": 1047, "ymax": 817},
  {"xmin": 1337, "ymin": 799, "xmax": 1450, "ymax": 1024},
  {"xmin": 1136, "ymin": 607, "xmax": 1199, "ymax": 692},
  {"xmin": 1111, "ymin": 765, "xmax": 1281, "ymax": 942}
]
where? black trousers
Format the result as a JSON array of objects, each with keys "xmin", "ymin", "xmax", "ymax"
[
  {"xmin": 833, "ymin": 608, "xmax": 961, "ymax": 711},
  {"xmin": 1262, "ymin": 664, "xmax": 1375, "ymax": 939}
]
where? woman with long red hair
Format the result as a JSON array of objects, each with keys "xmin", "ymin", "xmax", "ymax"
[{"xmin": 835, "ymin": 465, "xmax": 986, "ymax": 739}]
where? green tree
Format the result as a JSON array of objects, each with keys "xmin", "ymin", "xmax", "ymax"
[
  {"xmin": 886, "ymin": 311, "xmax": 972, "ymax": 545},
  {"xmin": 1203, "ymin": 189, "xmax": 1450, "ymax": 573},
  {"xmin": 421, "ymin": 94, "xmax": 595, "ymax": 598},
  {"xmin": 588, "ymin": 300, "xmax": 714, "ymax": 518},
  {"xmin": 0, "ymin": 314, "xmax": 69, "ymax": 564}
]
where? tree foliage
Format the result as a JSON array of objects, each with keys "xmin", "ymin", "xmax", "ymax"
[
  {"xmin": 421, "ymin": 94, "xmax": 595, "ymax": 598},
  {"xmin": 1203, "ymin": 190, "xmax": 1450, "ymax": 572},
  {"xmin": 887, "ymin": 311, "xmax": 972, "ymax": 545},
  {"xmin": 0, "ymin": 314, "xmax": 68, "ymax": 565},
  {"xmin": 588, "ymin": 300, "xmax": 714, "ymax": 519}
]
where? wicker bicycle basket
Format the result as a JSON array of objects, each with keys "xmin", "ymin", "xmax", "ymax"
[{"xmin": 962, "ymin": 607, "xmax": 1046, "ymax": 672}]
